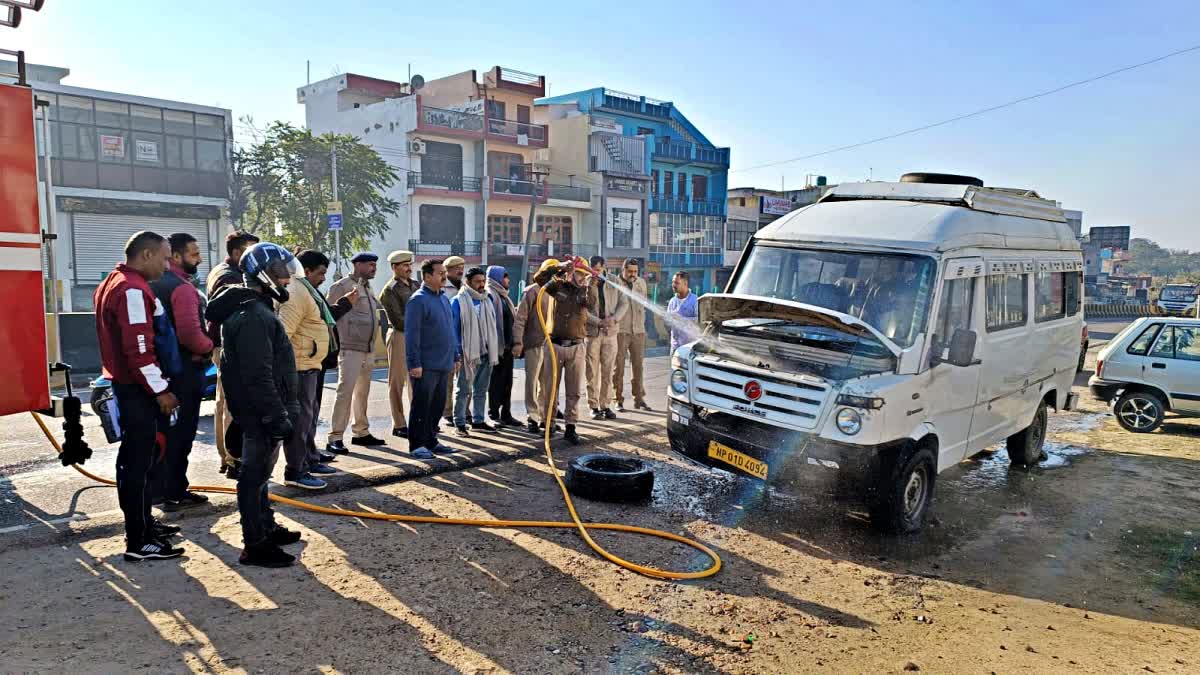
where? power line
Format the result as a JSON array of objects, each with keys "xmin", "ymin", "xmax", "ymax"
[{"xmin": 731, "ymin": 43, "xmax": 1200, "ymax": 174}]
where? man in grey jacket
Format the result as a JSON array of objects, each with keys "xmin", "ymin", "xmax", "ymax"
[{"xmin": 326, "ymin": 252, "xmax": 383, "ymax": 453}]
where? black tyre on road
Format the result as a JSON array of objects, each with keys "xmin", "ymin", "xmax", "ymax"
[
  {"xmin": 1007, "ymin": 401, "xmax": 1048, "ymax": 467},
  {"xmin": 869, "ymin": 445, "xmax": 937, "ymax": 534},
  {"xmin": 564, "ymin": 454, "xmax": 655, "ymax": 503},
  {"xmin": 1114, "ymin": 390, "xmax": 1166, "ymax": 433}
]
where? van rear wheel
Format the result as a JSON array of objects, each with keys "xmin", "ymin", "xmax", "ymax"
[
  {"xmin": 1006, "ymin": 401, "xmax": 1048, "ymax": 467},
  {"xmin": 869, "ymin": 445, "xmax": 936, "ymax": 534}
]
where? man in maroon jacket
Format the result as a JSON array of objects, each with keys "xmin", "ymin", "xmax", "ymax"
[
  {"xmin": 151, "ymin": 233, "xmax": 215, "ymax": 512},
  {"xmin": 95, "ymin": 231, "xmax": 184, "ymax": 562}
]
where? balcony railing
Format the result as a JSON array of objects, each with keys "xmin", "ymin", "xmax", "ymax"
[
  {"xmin": 407, "ymin": 172, "xmax": 482, "ymax": 193},
  {"xmin": 650, "ymin": 196, "xmax": 726, "ymax": 216},
  {"xmin": 489, "ymin": 176, "xmax": 546, "ymax": 200},
  {"xmin": 420, "ymin": 106, "xmax": 484, "ymax": 133},
  {"xmin": 485, "ymin": 117, "xmax": 548, "ymax": 146},
  {"xmin": 652, "ymin": 138, "xmax": 730, "ymax": 167},
  {"xmin": 408, "ymin": 240, "xmax": 482, "ymax": 257},
  {"xmin": 487, "ymin": 241, "xmax": 600, "ymax": 260},
  {"xmin": 546, "ymin": 184, "xmax": 591, "ymax": 203},
  {"xmin": 600, "ymin": 89, "xmax": 671, "ymax": 119}
]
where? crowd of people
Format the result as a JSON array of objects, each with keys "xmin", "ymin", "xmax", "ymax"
[{"xmin": 94, "ymin": 229, "xmax": 698, "ymax": 568}]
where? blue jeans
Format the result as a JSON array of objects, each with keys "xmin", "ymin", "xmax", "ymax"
[{"xmin": 454, "ymin": 359, "xmax": 493, "ymax": 426}]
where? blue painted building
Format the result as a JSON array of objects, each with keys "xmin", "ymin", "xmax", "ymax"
[{"xmin": 536, "ymin": 88, "xmax": 729, "ymax": 302}]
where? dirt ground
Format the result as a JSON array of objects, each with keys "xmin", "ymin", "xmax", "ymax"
[{"xmin": 1, "ymin": 373, "xmax": 1198, "ymax": 673}]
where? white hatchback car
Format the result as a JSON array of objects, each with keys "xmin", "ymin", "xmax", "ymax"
[{"xmin": 1089, "ymin": 317, "xmax": 1200, "ymax": 433}]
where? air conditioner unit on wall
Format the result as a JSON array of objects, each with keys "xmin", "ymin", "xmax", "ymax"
[{"xmin": 409, "ymin": 139, "xmax": 427, "ymax": 155}]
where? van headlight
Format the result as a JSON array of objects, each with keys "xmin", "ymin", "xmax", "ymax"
[
  {"xmin": 670, "ymin": 369, "xmax": 689, "ymax": 395},
  {"xmin": 836, "ymin": 408, "xmax": 862, "ymax": 435}
]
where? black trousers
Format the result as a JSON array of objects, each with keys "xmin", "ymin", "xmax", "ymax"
[
  {"xmin": 488, "ymin": 348, "xmax": 515, "ymax": 419},
  {"xmin": 113, "ymin": 383, "xmax": 161, "ymax": 547},
  {"xmin": 159, "ymin": 360, "xmax": 206, "ymax": 500},
  {"xmin": 238, "ymin": 428, "xmax": 281, "ymax": 546},
  {"xmin": 408, "ymin": 369, "xmax": 449, "ymax": 451}
]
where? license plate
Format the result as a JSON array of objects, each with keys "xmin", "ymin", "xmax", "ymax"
[{"xmin": 707, "ymin": 440, "xmax": 769, "ymax": 479}]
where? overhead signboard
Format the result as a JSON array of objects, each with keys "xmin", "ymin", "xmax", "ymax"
[{"xmin": 761, "ymin": 196, "xmax": 793, "ymax": 216}]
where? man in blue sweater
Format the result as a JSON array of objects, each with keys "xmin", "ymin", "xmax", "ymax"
[{"xmin": 404, "ymin": 259, "xmax": 459, "ymax": 459}]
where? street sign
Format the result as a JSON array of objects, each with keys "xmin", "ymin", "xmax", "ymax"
[{"xmin": 327, "ymin": 200, "xmax": 343, "ymax": 231}]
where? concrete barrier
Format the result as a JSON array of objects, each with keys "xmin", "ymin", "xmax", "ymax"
[{"xmin": 1084, "ymin": 304, "xmax": 1155, "ymax": 319}]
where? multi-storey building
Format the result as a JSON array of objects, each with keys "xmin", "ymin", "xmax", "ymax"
[
  {"xmin": 300, "ymin": 66, "xmax": 594, "ymax": 293},
  {"xmin": 14, "ymin": 60, "xmax": 232, "ymax": 310},
  {"xmin": 536, "ymin": 88, "xmax": 729, "ymax": 302}
]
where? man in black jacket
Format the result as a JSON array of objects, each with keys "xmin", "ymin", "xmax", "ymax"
[
  {"xmin": 206, "ymin": 242, "xmax": 302, "ymax": 568},
  {"xmin": 206, "ymin": 230, "xmax": 260, "ymax": 479}
]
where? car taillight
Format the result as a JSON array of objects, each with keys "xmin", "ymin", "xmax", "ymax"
[
  {"xmin": 1082, "ymin": 325, "xmax": 1089, "ymax": 340},
  {"xmin": 1096, "ymin": 358, "xmax": 1105, "ymax": 378}
]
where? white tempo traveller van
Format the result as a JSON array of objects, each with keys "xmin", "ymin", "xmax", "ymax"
[{"xmin": 667, "ymin": 173, "xmax": 1083, "ymax": 533}]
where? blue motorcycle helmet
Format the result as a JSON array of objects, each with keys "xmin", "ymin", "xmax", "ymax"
[{"xmin": 239, "ymin": 242, "xmax": 302, "ymax": 303}]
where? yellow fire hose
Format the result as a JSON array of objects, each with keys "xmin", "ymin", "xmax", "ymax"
[{"xmin": 30, "ymin": 281, "xmax": 721, "ymax": 580}]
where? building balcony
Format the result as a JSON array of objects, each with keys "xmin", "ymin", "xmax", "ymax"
[
  {"xmin": 650, "ymin": 196, "xmax": 726, "ymax": 216},
  {"xmin": 484, "ymin": 66, "xmax": 546, "ymax": 97},
  {"xmin": 407, "ymin": 172, "xmax": 482, "ymax": 197},
  {"xmin": 485, "ymin": 117, "xmax": 549, "ymax": 148},
  {"xmin": 408, "ymin": 240, "xmax": 483, "ymax": 258},
  {"xmin": 652, "ymin": 138, "xmax": 730, "ymax": 168},
  {"xmin": 487, "ymin": 241, "xmax": 599, "ymax": 261},
  {"xmin": 488, "ymin": 176, "xmax": 547, "ymax": 203},
  {"xmin": 417, "ymin": 102, "xmax": 484, "ymax": 138},
  {"xmin": 545, "ymin": 183, "xmax": 591, "ymax": 206},
  {"xmin": 589, "ymin": 132, "xmax": 648, "ymax": 177}
]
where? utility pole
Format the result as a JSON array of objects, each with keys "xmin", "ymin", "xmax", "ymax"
[
  {"xmin": 331, "ymin": 145, "xmax": 341, "ymax": 277},
  {"xmin": 519, "ymin": 168, "xmax": 546, "ymax": 291}
]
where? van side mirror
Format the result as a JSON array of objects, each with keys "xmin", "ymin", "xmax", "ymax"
[{"xmin": 946, "ymin": 329, "xmax": 979, "ymax": 367}]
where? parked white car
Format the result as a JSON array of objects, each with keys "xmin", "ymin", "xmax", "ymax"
[
  {"xmin": 668, "ymin": 173, "xmax": 1083, "ymax": 534},
  {"xmin": 1089, "ymin": 317, "xmax": 1200, "ymax": 433}
]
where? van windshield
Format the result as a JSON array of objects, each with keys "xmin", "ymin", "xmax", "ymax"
[{"xmin": 730, "ymin": 244, "xmax": 937, "ymax": 348}]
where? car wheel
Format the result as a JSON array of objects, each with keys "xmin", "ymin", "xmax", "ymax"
[
  {"xmin": 869, "ymin": 445, "xmax": 936, "ymax": 534},
  {"xmin": 1114, "ymin": 390, "xmax": 1165, "ymax": 433},
  {"xmin": 564, "ymin": 453, "xmax": 655, "ymax": 503},
  {"xmin": 1007, "ymin": 401, "xmax": 1048, "ymax": 467}
]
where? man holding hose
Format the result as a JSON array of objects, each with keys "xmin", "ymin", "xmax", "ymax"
[{"xmin": 532, "ymin": 256, "xmax": 595, "ymax": 445}]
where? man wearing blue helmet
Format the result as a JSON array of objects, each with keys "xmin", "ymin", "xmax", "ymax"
[{"xmin": 205, "ymin": 242, "xmax": 303, "ymax": 568}]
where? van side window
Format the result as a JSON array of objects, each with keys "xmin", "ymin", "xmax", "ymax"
[
  {"xmin": 932, "ymin": 277, "xmax": 974, "ymax": 358},
  {"xmin": 1148, "ymin": 326, "xmax": 1175, "ymax": 358},
  {"xmin": 1127, "ymin": 324, "xmax": 1163, "ymax": 355},
  {"xmin": 985, "ymin": 273, "xmax": 1027, "ymax": 332},
  {"xmin": 1065, "ymin": 271, "xmax": 1082, "ymax": 315},
  {"xmin": 1034, "ymin": 272, "xmax": 1066, "ymax": 322}
]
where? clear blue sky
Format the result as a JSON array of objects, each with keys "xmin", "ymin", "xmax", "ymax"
[{"xmin": 10, "ymin": 0, "xmax": 1199, "ymax": 248}]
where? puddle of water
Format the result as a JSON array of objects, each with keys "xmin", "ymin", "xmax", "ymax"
[
  {"xmin": 1048, "ymin": 412, "xmax": 1108, "ymax": 434},
  {"xmin": 955, "ymin": 440, "xmax": 1092, "ymax": 490}
]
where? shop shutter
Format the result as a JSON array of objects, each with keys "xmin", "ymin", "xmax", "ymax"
[{"xmin": 72, "ymin": 213, "xmax": 211, "ymax": 284}]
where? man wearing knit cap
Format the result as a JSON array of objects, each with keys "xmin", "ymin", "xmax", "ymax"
[
  {"xmin": 441, "ymin": 254, "xmax": 467, "ymax": 425},
  {"xmin": 326, "ymin": 252, "xmax": 384, "ymax": 453},
  {"xmin": 380, "ymin": 250, "xmax": 417, "ymax": 439},
  {"xmin": 485, "ymin": 265, "xmax": 520, "ymax": 427},
  {"xmin": 513, "ymin": 258, "xmax": 559, "ymax": 434}
]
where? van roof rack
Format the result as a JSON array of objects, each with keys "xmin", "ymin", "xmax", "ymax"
[{"xmin": 820, "ymin": 181, "xmax": 1066, "ymax": 223}]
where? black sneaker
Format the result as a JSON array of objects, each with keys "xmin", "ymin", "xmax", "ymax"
[
  {"xmin": 393, "ymin": 427, "xmax": 409, "ymax": 439},
  {"xmin": 563, "ymin": 425, "xmax": 581, "ymax": 445},
  {"xmin": 455, "ymin": 425, "xmax": 472, "ymax": 437},
  {"xmin": 124, "ymin": 539, "xmax": 185, "ymax": 562},
  {"xmin": 616, "ymin": 402, "xmax": 628, "ymax": 413},
  {"xmin": 239, "ymin": 542, "xmax": 295, "ymax": 568},
  {"xmin": 526, "ymin": 419, "xmax": 541, "ymax": 434},
  {"xmin": 470, "ymin": 421, "xmax": 498, "ymax": 433},
  {"xmin": 162, "ymin": 491, "xmax": 209, "ymax": 512},
  {"xmin": 268, "ymin": 527, "xmax": 302, "ymax": 546},
  {"xmin": 149, "ymin": 520, "xmax": 181, "ymax": 538},
  {"xmin": 500, "ymin": 415, "xmax": 522, "ymax": 427},
  {"xmin": 635, "ymin": 401, "xmax": 652, "ymax": 412},
  {"xmin": 226, "ymin": 463, "xmax": 241, "ymax": 480},
  {"xmin": 351, "ymin": 434, "xmax": 385, "ymax": 447},
  {"xmin": 591, "ymin": 408, "xmax": 604, "ymax": 421},
  {"xmin": 326, "ymin": 440, "xmax": 350, "ymax": 455},
  {"xmin": 318, "ymin": 451, "xmax": 337, "ymax": 463},
  {"xmin": 603, "ymin": 408, "xmax": 617, "ymax": 420}
]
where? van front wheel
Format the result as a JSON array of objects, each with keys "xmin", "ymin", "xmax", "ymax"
[
  {"xmin": 869, "ymin": 446, "xmax": 936, "ymax": 534},
  {"xmin": 1007, "ymin": 402, "xmax": 1048, "ymax": 467}
]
